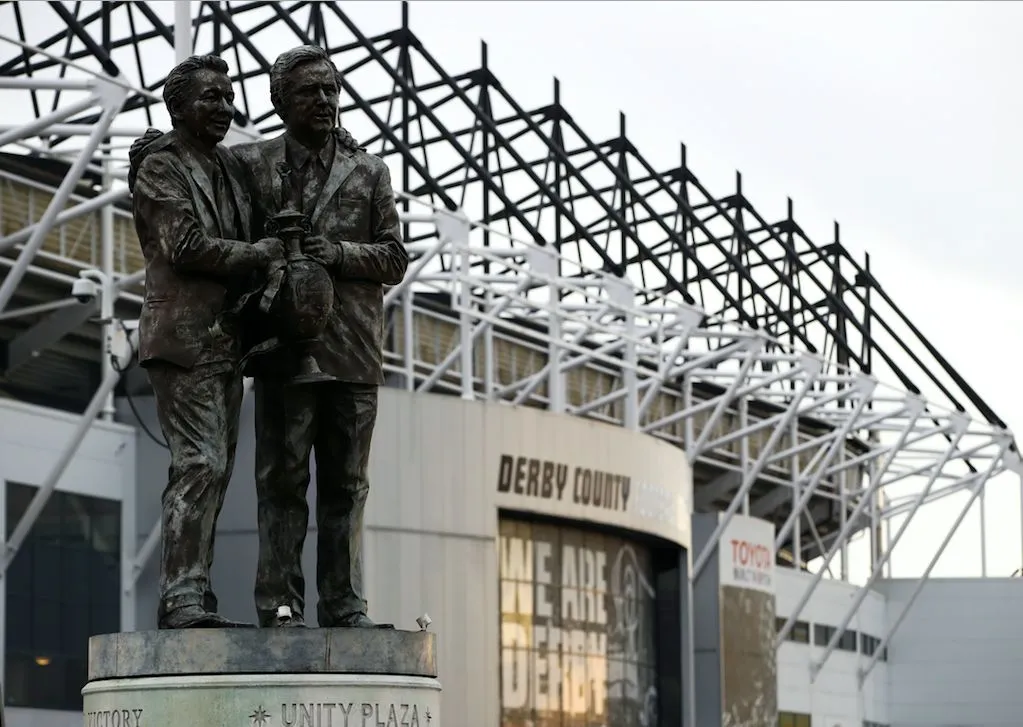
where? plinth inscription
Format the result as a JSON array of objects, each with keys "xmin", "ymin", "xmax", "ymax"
[
  {"xmin": 272, "ymin": 701, "xmax": 433, "ymax": 727},
  {"xmin": 84, "ymin": 708, "xmax": 144, "ymax": 727}
]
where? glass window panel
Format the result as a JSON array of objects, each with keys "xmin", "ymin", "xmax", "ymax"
[
  {"xmin": 32, "ymin": 598, "xmax": 63, "ymax": 653},
  {"xmin": 89, "ymin": 600, "xmax": 119, "ymax": 638},
  {"xmin": 6, "ymin": 543, "xmax": 33, "ymax": 600},
  {"xmin": 59, "ymin": 495, "xmax": 92, "ymax": 548},
  {"xmin": 64, "ymin": 656, "xmax": 88, "ymax": 710},
  {"xmin": 64, "ymin": 546, "xmax": 92, "ymax": 603},
  {"xmin": 61, "ymin": 599, "xmax": 90, "ymax": 652},
  {"xmin": 5, "ymin": 482, "xmax": 121, "ymax": 712},
  {"xmin": 791, "ymin": 621, "xmax": 810, "ymax": 644},
  {"xmin": 32, "ymin": 542, "xmax": 63, "ymax": 600},
  {"xmin": 5, "ymin": 600, "xmax": 32, "ymax": 651},
  {"xmin": 813, "ymin": 624, "xmax": 834, "ymax": 645}
]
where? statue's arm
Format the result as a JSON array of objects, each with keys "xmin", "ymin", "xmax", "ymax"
[
  {"xmin": 134, "ymin": 153, "xmax": 265, "ymax": 275},
  {"xmin": 329, "ymin": 164, "xmax": 409, "ymax": 285}
]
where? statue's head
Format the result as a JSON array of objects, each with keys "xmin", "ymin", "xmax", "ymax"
[
  {"xmin": 163, "ymin": 54, "xmax": 235, "ymax": 149},
  {"xmin": 270, "ymin": 45, "xmax": 342, "ymax": 141}
]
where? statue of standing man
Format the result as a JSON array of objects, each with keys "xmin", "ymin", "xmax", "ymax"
[
  {"xmin": 233, "ymin": 45, "xmax": 409, "ymax": 629},
  {"xmin": 129, "ymin": 55, "xmax": 284, "ymax": 629}
]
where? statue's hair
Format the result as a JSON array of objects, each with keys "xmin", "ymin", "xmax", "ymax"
[
  {"xmin": 269, "ymin": 45, "xmax": 343, "ymax": 120},
  {"xmin": 163, "ymin": 54, "xmax": 230, "ymax": 128}
]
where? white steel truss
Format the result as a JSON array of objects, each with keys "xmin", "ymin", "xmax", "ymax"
[{"xmin": 0, "ymin": 11, "xmax": 1018, "ymax": 693}]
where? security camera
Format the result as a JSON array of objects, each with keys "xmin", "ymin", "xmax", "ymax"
[{"xmin": 71, "ymin": 276, "xmax": 99, "ymax": 304}]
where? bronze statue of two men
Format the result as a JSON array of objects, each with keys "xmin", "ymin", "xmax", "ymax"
[{"xmin": 128, "ymin": 47, "xmax": 408, "ymax": 630}]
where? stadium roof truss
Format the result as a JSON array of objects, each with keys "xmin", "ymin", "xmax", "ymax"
[{"xmin": 0, "ymin": 0, "xmax": 1019, "ymax": 686}]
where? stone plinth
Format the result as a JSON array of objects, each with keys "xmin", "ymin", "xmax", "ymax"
[{"xmin": 84, "ymin": 629, "xmax": 440, "ymax": 727}]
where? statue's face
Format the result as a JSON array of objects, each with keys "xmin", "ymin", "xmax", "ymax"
[
  {"xmin": 175, "ymin": 68, "xmax": 235, "ymax": 147},
  {"xmin": 281, "ymin": 61, "xmax": 339, "ymax": 139}
]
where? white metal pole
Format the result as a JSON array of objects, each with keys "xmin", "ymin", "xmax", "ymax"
[
  {"xmin": 548, "ymin": 280, "xmax": 565, "ymax": 413},
  {"xmin": 458, "ymin": 236, "xmax": 473, "ymax": 400},
  {"xmin": 175, "ymin": 1, "xmax": 193, "ymax": 62},
  {"xmin": 483, "ymin": 289, "xmax": 495, "ymax": 398},
  {"xmin": 0, "ymin": 99, "xmax": 122, "ymax": 313},
  {"xmin": 100, "ymin": 156, "xmax": 116, "ymax": 421},
  {"xmin": 623, "ymin": 309, "xmax": 638, "ymax": 430},
  {"xmin": 0, "ymin": 94, "xmax": 98, "ymax": 148},
  {"xmin": 0, "ymin": 298, "xmax": 80, "ymax": 322},
  {"xmin": 979, "ymin": 484, "xmax": 988, "ymax": 577},
  {"xmin": 402, "ymin": 291, "xmax": 414, "ymax": 391}
]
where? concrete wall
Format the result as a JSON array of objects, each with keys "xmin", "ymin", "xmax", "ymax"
[
  {"xmin": 878, "ymin": 577, "xmax": 1023, "ymax": 727},
  {"xmin": 0, "ymin": 399, "xmax": 136, "ymax": 727},
  {"xmin": 125, "ymin": 386, "xmax": 693, "ymax": 727},
  {"xmin": 775, "ymin": 568, "xmax": 888, "ymax": 727}
]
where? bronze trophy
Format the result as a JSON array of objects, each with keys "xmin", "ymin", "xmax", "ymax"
[{"xmin": 265, "ymin": 163, "xmax": 336, "ymax": 385}]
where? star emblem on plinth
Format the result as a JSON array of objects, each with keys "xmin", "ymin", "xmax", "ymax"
[
  {"xmin": 250, "ymin": 706, "xmax": 270, "ymax": 727},
  {"xmin": 425, "ymin": 708, "xmax": 432, "ymax": 724}
]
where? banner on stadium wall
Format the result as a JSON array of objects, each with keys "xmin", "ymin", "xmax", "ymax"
[{"xmin": 718, "ymin": 513, "xmax": 775, "ymax": 594}]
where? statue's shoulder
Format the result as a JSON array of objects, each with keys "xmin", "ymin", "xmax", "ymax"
[
  {"xmin": 132, "ymin": 131, "xmax": 186, "ymax": 183},
  {"xmin": 233, "ymin": 133, "xmax": 285, "ymax": 165},
  {"xmin": 357, "ymin": 148, "xmax": 387, "ymax": 168},
  {"xmin": 230, "ymin": 139, "xmax": 269, "ymax": 164}
]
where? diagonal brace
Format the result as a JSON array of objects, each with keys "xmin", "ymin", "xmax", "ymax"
[
  {"xmin": 858, "ymin": 436, "xmax": 1013, "ymax": 686},
  {"xmin": 811, "ymin": 412, "xmax": 970, "ymax": 680},
  {"xmin": 692, "ymin": 356, "xmax": 821, "ymax": 579},
  {"xmin": 775, "ymin": 396, "xmax": 927, "ymax": 646}
]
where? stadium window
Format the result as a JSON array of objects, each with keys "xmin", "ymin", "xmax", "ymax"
[
  {"xmin": 859, "ymin": 633, "xmax": 888, "ymax": 661},
  {"xmin": 778, "ymin": 711, "xmax": 812, "ymax": 727},
  {"xmin": 839, "ymin": 629, "xmax": 857, "ymax": 651},
  {"xmin": 813, "ymin": 624, "xmax": 835, "ymax": 646},
  {"xmin": 5, "ymin": 482, "xmax": 121, "ymax": 712},
  {"xmin": 775, "ymin": 617, "xmax": 810, "ymax": 644}
]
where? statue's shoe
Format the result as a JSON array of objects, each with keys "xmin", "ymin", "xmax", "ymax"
[{"xmin": 158, "ymin": 605, "xmax": 256, "ymax": 630}]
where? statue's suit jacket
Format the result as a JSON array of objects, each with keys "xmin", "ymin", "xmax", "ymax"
[
  {"xmin": 233, "ymin": 130, "xmax": 408, "ymax": 385},
  {"xmin": 131, "ymin": 130, "xmax": 257, "ymax": 369}
]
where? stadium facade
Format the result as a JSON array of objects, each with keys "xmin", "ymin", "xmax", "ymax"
[{"xmin": 0, "ymin": 2, "xmax": 1021, "ymax": 726}]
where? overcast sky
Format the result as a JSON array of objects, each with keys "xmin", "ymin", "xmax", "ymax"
[
  {"xmin": 4, "ymin": 0, "xmax": 1021, "ymax": 579},
  {"xmin": 369, "ymin": 1, "xmax": 1023, "ymax": 580}
]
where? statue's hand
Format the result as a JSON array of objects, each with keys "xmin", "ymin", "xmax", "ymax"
[
  {"xmin": 253, "ymin": 237, "xmax": 286, "ymax": 265},
  {"xmin": 302, "ymin": 236, "xmax": 341, "ymax": 267}
]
